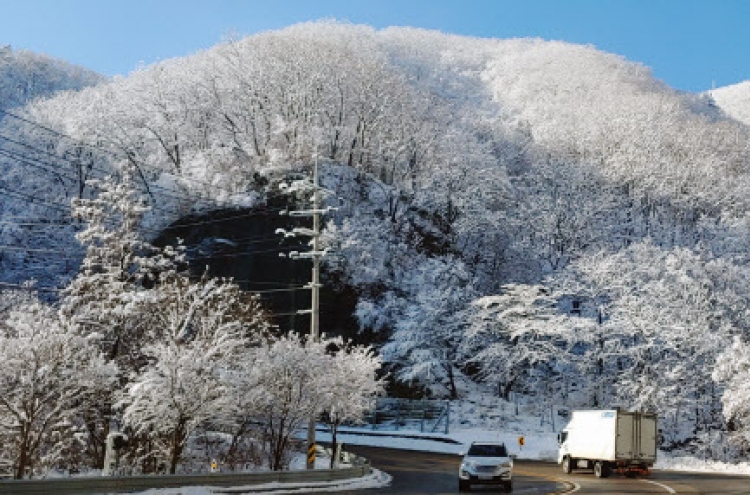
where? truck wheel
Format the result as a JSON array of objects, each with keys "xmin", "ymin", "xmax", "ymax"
[
  {"xmin": 562, "ymin": 456, "xmax": 573, "ymax": 474},
  {"xmin": 594, "ymin": 461, "xmax": 611, "ymax": 478}
]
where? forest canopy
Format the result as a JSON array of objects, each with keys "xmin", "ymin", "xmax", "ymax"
[{"xmin": 2, "ymin": 20, "xmax": 750, "ymax": 462}]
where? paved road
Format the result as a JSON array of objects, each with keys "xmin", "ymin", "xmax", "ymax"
[
  {"xmin": 340, "ymin": 446, "xmax": 750, "ymax": 494},
  {"xmin": 340, "ymin": 446, "xmax": 565, "ymax": 494},
  {"xmin": 561, "ymin": 464, "xmax": 750, "ymax": 494}
]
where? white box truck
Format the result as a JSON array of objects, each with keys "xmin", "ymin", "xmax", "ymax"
[{"xmin": 557, "ymin": 409, "xmax": 657, "ymax": 478}]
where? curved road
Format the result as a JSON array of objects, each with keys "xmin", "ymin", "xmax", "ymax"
[
  {"xmin": 341, "ymin": 446, "xmax": 750, "ymax": 494},
  {"xmin": 341, "ymin": 446, "xmax": 565, "ymax": 494}
]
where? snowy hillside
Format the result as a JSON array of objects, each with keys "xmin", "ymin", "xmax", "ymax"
[
  {"xmin": 710, "ymin": 80, "xmax": 750, "ymax": 126},
  {"xmin": 0, "ymin": 45, "xmax": 104, "ymax": 110},
  {"xmin": 2, "ymin": 20, "xmax": 750, "ymax": 469}
]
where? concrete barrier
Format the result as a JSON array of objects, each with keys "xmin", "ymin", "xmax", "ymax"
[{"xmin": 0, "ymin": 464, "xmax": 371, "ymax": 494}]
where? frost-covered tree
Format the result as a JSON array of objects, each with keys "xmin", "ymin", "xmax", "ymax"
[
  {"xmin": 5, "ymin": 21, "xmax": 750, "ymax": 460},
  {"xmin": 121, "ymin": 330, "xmax": 237, "ymax": 474},
  {"xmin": 57, "ymin": 167, "xmax": 192, "ymax": 470},
  {"xmin": 320, "ymin": 342, "xmax": 383, "ymax": 467},
  {"xmin": 0, "ymin": 300, "xmax": 116, "ymax": 478},
  {"xmin": 380, "ymin": 257, "xmax": 477, "ymax": 398},
  {"xmin": 460, "ymin": 284, "xmax": 578, "ymax": 404},
  {"xmin": 713, "ymin": 337, "xmax": 750, "ymax": 449},
  {"xmin": 555, "ymin": 243, "xmax": 749, "ymax": 440},
  {"xmin": 0, "ymin": 45, "xmax": 103, "ymax": 111},
  {"xmin": 62, "ymin": 166, "xmax": 183, "ymax": 367},
  {"xmin": 119, "ymin": 275, "xmax": 271, "ymax": 474},
  {"xmin": 248, "ymin": 333, "xmax": 327, "ymax": 470}
]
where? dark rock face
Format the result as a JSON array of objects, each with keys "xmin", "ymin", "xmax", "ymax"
[{"xmin": 155, "ymin": 207, "xmax": 361, "ymax": 342}]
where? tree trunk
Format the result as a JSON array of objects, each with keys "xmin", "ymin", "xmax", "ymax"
[
  {"xmin": 15, "ymin": 444, "xmax": 28, "ymax": 479},
  {"xmin": 169, "ymin": 420, "xmax": 187, "ymax": 474},
  {"xmin": 16, "ymin": 424, "xmax": 31, "ymax": 479},
  {"xmin": 329, "ymin": 419, "xmax": 340, "ymax": 469},
  {"xmin": 226, "ymin": 421, "xmax": 249, "ymax": 470},
  {"xmin": 446, "ymin": 363, "xmax": 458, "ymax": 400}
]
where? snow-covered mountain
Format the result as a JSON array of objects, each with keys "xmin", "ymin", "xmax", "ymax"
[
  {"xmin": 0, "ymin": 45, "xmax": 105, "ymax": 111},
  {"xmin": 709, "ymin": 80, "xmax": 750, "ymax": 126},
  {"xmin": 2, "ymin": 21, "xmax": 750, "ymax": 456}
]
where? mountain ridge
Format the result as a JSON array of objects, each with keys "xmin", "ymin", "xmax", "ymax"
[{"xmin": 1, "ymin": 23, "xmax": 750, "ymax": 448}]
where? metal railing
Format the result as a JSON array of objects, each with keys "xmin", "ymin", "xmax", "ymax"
[{"xmin": 364, "ymin": 398, "xmax": 450, "ymax": 434}]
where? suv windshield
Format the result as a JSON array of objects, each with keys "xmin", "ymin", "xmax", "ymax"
[{"xmin": 467, "ymin": 444, "xmax": 508, "ymax": 457}]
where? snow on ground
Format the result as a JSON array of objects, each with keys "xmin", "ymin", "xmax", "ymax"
[
  {"xmin": 125, "ymin": 452, "xmax": 391, "ymax": 495},
  {"xmin": 655, "ymin": 454, "xmax": 750, "ymax": 476},
  {"xmin": 315, "ymin": 425, "xmax": 557, "ymax": 460},
  {"xmin": 130, "ymin": 468, "xmax": 391, "ymax": 495}
]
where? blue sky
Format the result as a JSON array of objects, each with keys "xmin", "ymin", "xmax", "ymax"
[{"xmin": 1, "ymin": 0, "xmax": 748, "ymax": 92}]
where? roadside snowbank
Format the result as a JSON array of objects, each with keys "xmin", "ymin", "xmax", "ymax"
[
  {"xmin": 655, "ymin": 454, "xmax": 750, "ymax": 476},
  {"xmin": 132, "ymin": 468, "xmax": 391, "ymax": 494}
]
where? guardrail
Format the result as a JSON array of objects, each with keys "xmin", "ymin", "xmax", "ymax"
[
  {"xmin": 364, "ymin": 398, "xmax": 450, "ymax": 433},
  {"xmin": 0, "ymin": 463, "xmax": 371, "ymax": 494}
]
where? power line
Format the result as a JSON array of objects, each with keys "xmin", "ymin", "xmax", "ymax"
[
  {"xmin": 0, "ymin": 133, "xmax": 213, "ymax": 207},
  {"xmin": 0, "ymin": 143, "xmax": 203, "ymax": 219},
  {"xmin": 0, "ymin": 281, "xmax": 311, "ymax": 296},
  {"xmin": 0, "ymin": 218, "xmax": 300, "ymax": 255},
  {"xmin": 161, "ymin": 209, "xmax": 284, "ymax": 231},
  {"xmin": 242, "ymin": 286, "xmax": 311, "ymax": 295},
  {"xmin": 0, "ymin": 140, "xmax": 296, "ymax": 236},
  {"xmin": 188, "ymin": 245, "xmax": 308, "ymax": 261},
  {"xmin": 0, "ymin": 219, "xmax": 75, "ymax": 227},
  {"xmin": 0, "ymin": 147, "xmax": 76, "ymax": 185},
  {"xmin": 217, "ymin": 279, "xmax": 310, "ymax": 286},
  {"xmin": 0, "ymin": 111, "xmax": 312, "ymax": 244},
  {"xmin": 0, "ymin": 108, "xmax": 228, "ymax": 209},
  {"xmin": 0, "ymin": 240, "xmax": 308, "ymax": 261},
  {"xmin": 269, "ymin": 311, "xmax": 312, "ymax": 318},
  {"xmin": 0, "ymin": 108, "xmax": 260, "ymax": 201},
  {"xmin": 0, "ymin": 184, "xmax": 70, "ymax": 212},
  {"xmin": 0, "ymin": 218, "xmax": 288, "ymax": 246},
  {"xmin": 0, "ymin": 281, "xmax": 60, "ymax": 293}
]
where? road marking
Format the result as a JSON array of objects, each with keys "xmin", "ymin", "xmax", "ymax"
[
  {"xmin": 641, "ymin": 479, "xmax": 677, "ymax": 493},
  {"xmin": 514, "ymin": 469, "xmax": 580, "ymax": 494},
  {"xmin": 556, "ymin": 480, "xmax": 581, "ymax": 493}
]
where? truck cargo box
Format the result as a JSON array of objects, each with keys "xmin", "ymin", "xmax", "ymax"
[{"xmin": 558, "ymin": 409, "xmax": 657, "ymax": 477}]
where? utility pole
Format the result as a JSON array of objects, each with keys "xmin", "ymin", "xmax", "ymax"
[{"xmin": 278, "ymin": 156, "xmax": 331, "ymax": 469}]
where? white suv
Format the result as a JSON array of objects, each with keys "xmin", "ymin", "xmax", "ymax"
[{"xmin": 459, "ymin": 442, "xmax": 513, "ymax": 492}]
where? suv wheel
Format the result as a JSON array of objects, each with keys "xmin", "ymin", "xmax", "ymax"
[
  {"xmin": 504, "ymin": 480, "xmax": 513, "ymax": 492},
  {"xmin": 459, "ymin": 479, "xmax": 470, "ymax": 492}
]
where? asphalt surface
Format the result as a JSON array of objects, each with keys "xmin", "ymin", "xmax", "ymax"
[
  {"xmin": 337, "ymin": 446, "xmax": 750, "ymax": 494},
  {"xmin": 338, "ymin": 445, "xmax": 565, "ymax": 494}
]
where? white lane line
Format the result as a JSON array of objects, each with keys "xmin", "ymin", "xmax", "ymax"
[
  {"xmin": 563, "ymin": 480, "xmax": 582, "ymax": 493},
  {"xmin": 640, "ymin": 478, "xmax": 677, "ymax": 493}
]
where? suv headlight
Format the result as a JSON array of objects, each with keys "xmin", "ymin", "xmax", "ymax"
[{"xmin": 500, "ymin": 461, "xmax": 512, "ymax": 468}]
